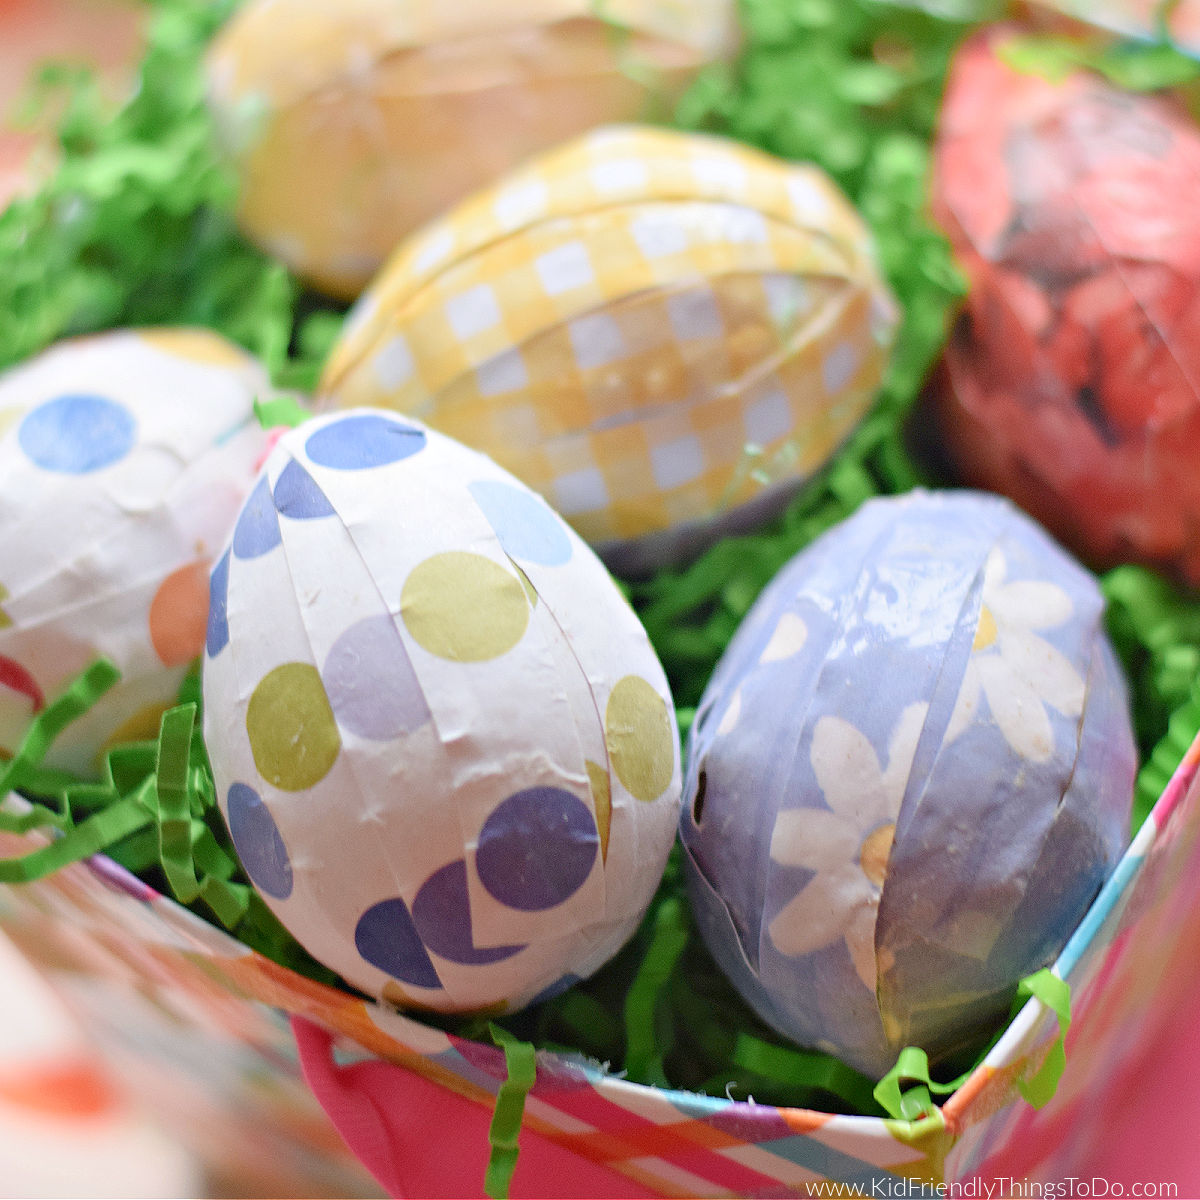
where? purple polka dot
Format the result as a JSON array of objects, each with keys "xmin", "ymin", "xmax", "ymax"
[
  {"xmin": 233, "ymin": 476, "xmax": 281, "ymax": 559},
  {"xmin": 322, "ymin": 615, "xmax": 430, "ymax": 740},
  {"xmin": 355, "ymin": 897, "xmax": 442, "ymax": 989},
  {"xmin": 206, "ymin": 549, "xmax": 230, "ymax": 658},
  {"xmin": 274, "ymin": 458, "xmax": 335, "ymax": 519},
  {"xmin": 305, "ymin": 414, "xmax": 426, "ymax": 470},
  {"xmin": 476, "ymin": 787, "xmax": 597, "ymax": 912},
  {"xmin": 412, "ymin": 860, "xmax": 525, "ymax": 966},
  {"xmin": 226, "ymin": 782, "xmax": 292, "ymax": 899},
  {"xmin": 19, "ymin": 394, "xmax": 136, "ymax": 473}
]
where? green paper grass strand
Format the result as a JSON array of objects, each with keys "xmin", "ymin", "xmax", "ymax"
[
  {"xmin": 732, "ymin": 1033, "xmax": 881, "ymax": 1114},
  {"xmin": 1015, "ymin": 970, "xmax": 1071, "ymax": 1109},
  {"xmin": 0, "ymin": 786, "xmax": 154, "ymax": 884},
  {"xmin": 1103, "ymin": 565, "xmax": 1200, "ymax": 826},
  {"xmin": 623, "ymin": 894, "xmax": 690, "ymax": 1087},
  {"xmin": 0, "ymin": 659, "xmax": 121, "ymax": 821},
  {"xmin": 485, "ymin": 1024, "xmax": 538, "ymax": 1200},
  {"xmin": 874, "ymin": 1046, "xmax": 967, "ymax": 1122}
]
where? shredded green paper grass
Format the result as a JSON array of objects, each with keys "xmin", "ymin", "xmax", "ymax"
[{"xmin": 3, "ymin": 0, "xmax": 1200, "ymax": 1173}]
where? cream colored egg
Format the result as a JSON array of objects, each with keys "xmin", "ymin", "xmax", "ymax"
[{"xmin": 206, "ymin": 0, "xmax": 739, "ymax": 299}]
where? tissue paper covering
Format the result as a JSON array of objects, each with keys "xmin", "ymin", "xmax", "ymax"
[
  {"xmin": 202, "ymin": 408, "xmax": 682, "ymax": 1013},
  {"xmin": 320, "ymin": 124, "xmax": 898, "ymax": 575},
  {"xmin": 680, "ymin": 489, "xmax": 1135, "ymax": 1078}
]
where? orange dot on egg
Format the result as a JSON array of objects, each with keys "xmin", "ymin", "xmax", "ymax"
[
  {"xmin": 0, "ymin": 1058, "xmax": 119, "ymax": 1119},
  {"xmin": 149, "ymin": 561, "xmax": 210, "ymax": 666}
]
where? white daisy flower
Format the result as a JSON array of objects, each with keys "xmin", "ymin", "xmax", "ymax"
[
  {"xmin": 767, "ymin": 702, "xmax": 927, "ymax": 991},
  {"xmin": 946, "ymin": 548, "xmax": 1085, "ymax": 763}
]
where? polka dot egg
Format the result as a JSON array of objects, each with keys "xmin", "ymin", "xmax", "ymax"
[
  {"xmin": 318, "ymin": 124, "xmax": 899, "ymax": 576},
  {"xmin": 0, "ymin": 329, "xmax": 273, "ymax": 775},
  {"xmin": 202, "ymin": 408, "xmax": 682, "ymax": 1013}
]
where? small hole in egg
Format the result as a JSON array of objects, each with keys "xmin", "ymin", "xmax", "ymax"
[{"xmin": 692, "ymin": 768, "xmax": 708, "ymax": 826}]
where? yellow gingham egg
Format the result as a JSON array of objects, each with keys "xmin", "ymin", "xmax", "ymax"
[
  {"xmin": 206, "ymin": 0, "xmax": 738, "ymax": 300},
  {"xmin": 318, "ymin": 125, "xmax": 899, "ymax": 575}
]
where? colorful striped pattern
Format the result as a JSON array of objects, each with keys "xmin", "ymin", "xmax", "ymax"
[{"xmin": 0, "ymin": 732, "xmax": 1198, "ymax": 1194}]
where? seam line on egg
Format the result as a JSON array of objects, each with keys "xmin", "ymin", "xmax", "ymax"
[
  {"xmin": 1056, "ymin": 172, "xmax": 1200, "ymax": 428},
  {"xmin": 753, "ymin": 507, "xmax": 899, "ymax": 981},
  {"xmin": 320, "ymin": 204, "xmax": 864, "ymax": 395},
  {"xmin": 268, "ymin": 440, "xmax": 425, "ymax": 975}
]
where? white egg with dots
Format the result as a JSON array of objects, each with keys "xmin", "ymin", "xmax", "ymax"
[{"xmin": 202, "ymin": 408, "xmax": 682, "ymax": 1013}]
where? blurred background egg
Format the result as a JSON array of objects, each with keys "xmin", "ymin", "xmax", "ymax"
[
  {"xmin": 319, "ymin": 124, "xmax": 898, "ymax": 576},
  {"xmin": 679, "ymin": 489, "xmax": 1135, "ymax": 1078},
  {"xmin": 928, "ymin": 29, "xmax": 1200, "ymax": 590},
  {"xmin": 202, "ymin": 408, "xmax": 682, "ymax": 1014},
  {"xmin": 205, "ymin": 0, "xmax": 740, "ymax": 299},
  {"xmin": 0, "ymin": 328, "xmax": 272, "ymax": 776}
]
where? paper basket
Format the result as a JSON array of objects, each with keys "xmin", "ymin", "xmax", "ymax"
[{"xmin": 1, "ymin": 729, "xmax": 1197, "ymax": 1197}]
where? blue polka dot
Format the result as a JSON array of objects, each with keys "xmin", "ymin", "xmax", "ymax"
[
  {"xmin": 274, "ymin": 458, "xmax": 335, "ymax": 519},
  {"xmin": 206, "ymin": 549, "xmax": 230, "ymax": 658},
  {"xmin": 529, "ymin": 974, "xmax": 582, "ymax": 1006},
  {"xmin": 233, "ymin": 476, "xmax": 281, "ymax": 559},
  {"xmin": 19, "ymin": 394, "xmax": 136, "ymax": 474},
  {"xmin": 412, "ymin": 860, "xmax": 525, "ymax": 966},
  {"xmin": 305, "ymin": 414, "xmax": 426, "ymax": 470},
  {"xmin": 476, "ymin": 787, "xmax": 597, "ymax": 912},
  {"xmin": 226, "ymin": 782, "xmax": 292, "ymax": 900},
  {"xmin": 468, "ymin": 480, "xmax": 572, "ymax": 566},
  {"xmin": 355, "ymin": 897, "xmax": 442, "ymax": 989}
]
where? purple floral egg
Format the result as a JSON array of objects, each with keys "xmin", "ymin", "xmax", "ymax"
[{"xmin": 680, "ymin": 489, "xmax": 1135, "ymax": 1077}]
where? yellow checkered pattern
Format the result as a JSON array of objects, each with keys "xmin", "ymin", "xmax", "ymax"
[{"xmin": 319, "ymin": 124, "xmax": 898, "ymax": 546}]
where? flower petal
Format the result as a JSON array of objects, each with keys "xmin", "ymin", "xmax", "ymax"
[
  {"xmin": 767, "ymin": 863, "xmax": 872, "ymax": 957},
  {"xmin": 946, "ymin": 660, "xmax": 982, "ymax": 744},
  {"xmin": 978, "ymin": 654, "xmax": 1055, "ymax": 762},
  {"xmin": 982, "ymin": 547, "xmax": 1008, "ymax": 594},
  {"xmin": 717, "ymin": 687, "xmax": 742, "ymax": 735},
  {"xmin": 844, "ymin": 900, "xmax": 881, "ymax": 992},
  {"xmin": 810, "ymin": 715, "xmax": 890, "ymax": 827},
  {"xmin": 760, "ymin": 612, "xmax": 808, "ymax": 663},
  {"xmin": 998, "ymin": 629, "xmax": 1086, "ymax": 719},
  {"xmin": 770, "ymin": 807, "xmax": 858, "ymax": 869},
  {"xmin": 990, "ymin": 580, "xmax": 1074, "ymax": 630},
  {"xmin": 879, "ymin": 701, "xmax": 928, "ymax": 812}
]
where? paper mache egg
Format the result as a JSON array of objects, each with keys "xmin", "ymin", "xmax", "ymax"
[
  {"xmin": 930, "ymin": 30, "xmax": 1200, "ymax": 589},
  {"xmin": 202, "ymin": 408, "xmax": 682, "ymax": 1013},
  {"xmin": 0, "ymin": 328, "xmax": 273, "ymax": 776},
  {"xmin": 205, "ymin": 0, "xmax": 739, "ymax": 299},
  {"xmin": 679, "ymin": 489, "xmax": 1135, "ymax": 1078},
  {"xmin": 319, "ymin": 124, "xmax": 899, "ymax": 576}
]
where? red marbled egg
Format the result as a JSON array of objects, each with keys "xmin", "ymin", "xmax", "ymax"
[{"xmin": 929, "ymin": 28, "xmax": 1200, "ymax": 589}]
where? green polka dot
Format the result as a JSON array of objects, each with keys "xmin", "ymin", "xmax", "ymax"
[
  {"xmin": 605, "ymin": 677, "xmax": 675, "ymax": 803},
  {"xmin": 247, "ymin": 662, "xmax": 341, "ymax": 791},
  {"xmin": 586, "ymin": 759, "xmax": 611, "ymax": 862},
  {"xmin": 516, "ymin": 566, "xmax": 538, "ymax": 609},
  {"xmin": 401, "ymin": 552, "xmax": 529, "ymax": 662}
]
